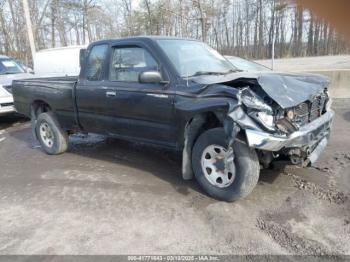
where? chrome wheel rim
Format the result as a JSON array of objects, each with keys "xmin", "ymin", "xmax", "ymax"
[
  {"xmin": 39, "ymin": 122, "xmax": 54, "ymax": 148},
  {"xmin": 201, "ymin": 144, "xmax": 236, "ymax": 188}
]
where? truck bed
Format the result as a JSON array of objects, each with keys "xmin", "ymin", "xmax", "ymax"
[
  {"xmin": 12, "ymin": 76, "xmax": 78, "ymax": 89},
  {"xmin": 12, "ymin": 76, "xmax": 78, "ymax": 129}
]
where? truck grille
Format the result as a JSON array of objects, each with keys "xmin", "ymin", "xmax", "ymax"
[
  {"xmin": 292, "ymin": 94, "xmax": 327, "ymax": 126},
  {"xmin": 294, "ymin": 102, "xmax": 309, "ymax": 125}
]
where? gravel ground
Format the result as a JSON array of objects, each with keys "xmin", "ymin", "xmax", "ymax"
[{"xmin": 0, "ymin": 100, "xmax": 349, "ymax": 255}]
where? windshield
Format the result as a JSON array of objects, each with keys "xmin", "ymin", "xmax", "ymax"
[
  {"xmin": 0, "ymin": 58, "xmax": 25, "ymax": 75},
  {"xmin": 226, "ymin": 56, "xmax": 270, "ymax": 72},
  {"xmin": 157, "ymin": 40, "xmax": 237, "ymax": 77}
]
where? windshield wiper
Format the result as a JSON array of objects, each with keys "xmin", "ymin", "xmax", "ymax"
[{"xmin": 186, "ymin": 71, "xmax": 226, "ymax": 78}]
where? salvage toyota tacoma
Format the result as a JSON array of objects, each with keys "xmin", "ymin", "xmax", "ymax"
[{"xmin": 11, "ymin": 37, "xmax": 333, "ymax": 202}]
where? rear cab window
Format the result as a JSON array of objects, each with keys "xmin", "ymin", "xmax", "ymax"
[{"xmin": 85, "ymin": 44, "xmax": 108, "ymax": 81}]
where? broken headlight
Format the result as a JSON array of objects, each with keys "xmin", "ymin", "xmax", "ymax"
[
  {"xmin": 257, "ymin": 112, "xmax": 274, "ymax": 127},
  {"xmin": 240, "ymin": 88, "xmax": 276, "ymax": 131},
  {"xmin": 250, "ymin": 111, "xmax": 276, "ymax": 131},
  {"xmin": 240, "ymin": 88, "xmax": 272, "ymax": 112}
]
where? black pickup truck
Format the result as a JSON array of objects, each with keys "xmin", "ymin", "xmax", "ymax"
[{"xmin": 12, "ymin": 36, "xmax": 334, "ymax": 201}]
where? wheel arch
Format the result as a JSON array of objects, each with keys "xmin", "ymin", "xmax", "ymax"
[
  {"xmin": 31, "ymin": 100, "xmax": 52, "ymax": 119},
  {"xmin": 181, "ymin": 110, "xmax": 227, "ymax": 180}
]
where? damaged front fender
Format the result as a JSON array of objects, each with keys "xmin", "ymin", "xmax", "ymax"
[
  {"xmin": 180, "ymin": 92, "xmax": 265, "ymax": 180},
  {"xmin": 182, "ymin": 114, "xmax": 207, "ymax": 180}
]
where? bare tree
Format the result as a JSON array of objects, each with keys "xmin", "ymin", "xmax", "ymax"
[{"xmin": 0, "ymin": 0, "xmax": 348, "ymax": 66}]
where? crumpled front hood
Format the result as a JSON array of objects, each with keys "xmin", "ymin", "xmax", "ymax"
[{"xmin": 192, "ymin": 71, "xmax": 330, "ymax": 108}]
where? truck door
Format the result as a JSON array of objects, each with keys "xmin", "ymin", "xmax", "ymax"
[
  {"xmin": 101, "ymin": 44, "xmax": 177, "ymax": 147},
  {"xmin": 76, "ymin": 43, "xmax": 177, "ymax": 147}
]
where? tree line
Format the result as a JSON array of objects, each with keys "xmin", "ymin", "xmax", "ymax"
[{"xmin": 0, "ymin": 0, "xmax": 349, "ymax": 65}]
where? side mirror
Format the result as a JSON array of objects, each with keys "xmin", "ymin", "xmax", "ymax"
[
  {"xmin": 79, "ymin": 49, "xmax": 87, "ymax": 68},
  {"xmin": 139, "ymin": 71, "xmax": 162, "ymax": 84}
]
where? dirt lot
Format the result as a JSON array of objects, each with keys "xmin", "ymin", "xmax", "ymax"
[{"xmin": 0, "ymin": 100, "xmax": 349, "ymax": 255}]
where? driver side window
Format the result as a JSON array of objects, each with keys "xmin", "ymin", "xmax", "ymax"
[{"xmin": 109, "ymin": 47, "xmax": 159, "ymax": 82}]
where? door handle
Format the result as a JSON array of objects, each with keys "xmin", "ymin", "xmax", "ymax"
[{"xmin": 106, "ymin": 91, "xmax": 117, "ymax": 97}]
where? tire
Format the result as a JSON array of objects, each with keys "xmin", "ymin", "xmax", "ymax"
[
  {"xmin": 192, "ymin": 128, "xmax": 260, "ymax": 202},
  {"xmin": 35, "ymin": 112, "xmax": 68, "ymax": 155}
]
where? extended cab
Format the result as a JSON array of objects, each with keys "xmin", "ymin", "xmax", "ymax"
[{"xmin": 12, "ymin": 37, "xmax": 334, "ymax": 201}]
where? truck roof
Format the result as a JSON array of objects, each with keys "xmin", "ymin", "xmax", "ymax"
[
  {"xmin": 90, "ymin": 36, "xmax": 199, "ymax": 46},
  {"xmin": 0, "ymin": 55, "xmax": 9, "ymax": 59}
]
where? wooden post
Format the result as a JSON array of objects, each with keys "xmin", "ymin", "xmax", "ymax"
[
  {"xmin": 22, "ymin": 0, "xmax": 36, "ymax": 61},
  {"xmin": 271, "ymin": 0, "xmax": 276, "ymax": 70}
]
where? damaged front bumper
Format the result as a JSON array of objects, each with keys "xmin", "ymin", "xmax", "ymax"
[{"xmin": 245, "ymin": 111, "xmax": 334, "ymax": 164}]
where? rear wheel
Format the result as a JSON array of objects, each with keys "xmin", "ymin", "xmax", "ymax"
[
  {"xmin": 35, "ymin": 112, "xmax": 68, "ymax": 155},
  {"xmin": 192, "ymin": 128, "xmax": 260, "ymax": 202}
]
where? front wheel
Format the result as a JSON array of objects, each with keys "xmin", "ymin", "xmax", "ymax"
[
  {"xmin": 35, "ymin": 112, "xmax": 68, "ymax": 155},
  {"xmin": 192, "ymin": 128, "xmax": 260, "ymax": 202}
]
